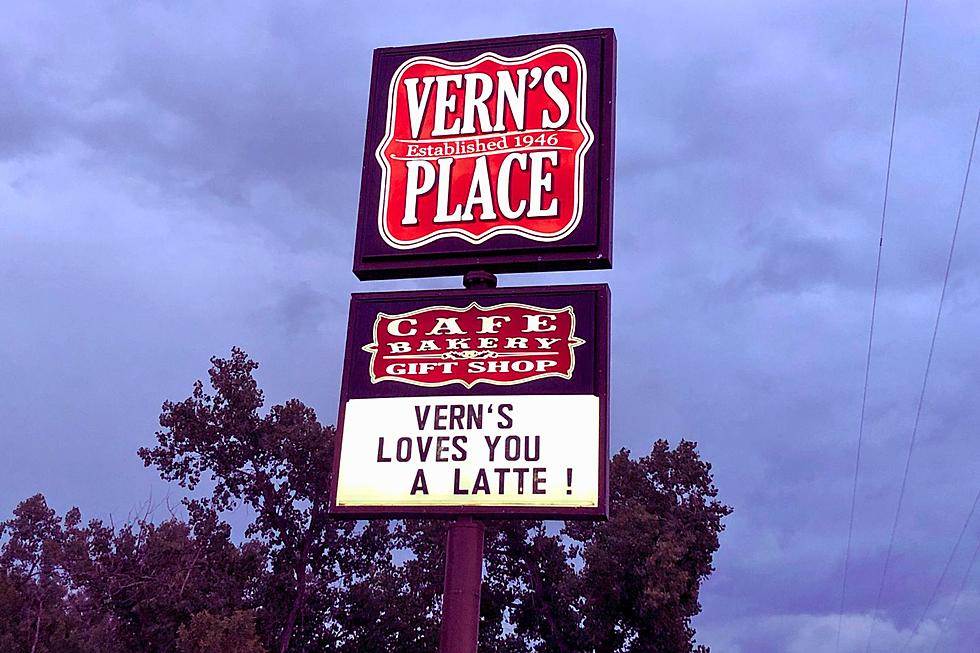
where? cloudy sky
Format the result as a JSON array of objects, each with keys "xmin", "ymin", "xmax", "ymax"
[{"xmin": 2, "ymin": 1, "xmax": 979, "ymax": 651}]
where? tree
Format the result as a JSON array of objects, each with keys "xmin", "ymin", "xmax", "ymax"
[
  {"xmin": 3, "ymin": 349, "xmax": 731, "ymax": 652},
  {"xmin": 563, "ymin": 443, "xmax": 730, "ymax": 652},
  {"xmin": 137, "ymin": 347, "xmax": 366, "ymax": 653},
  {"xmin": 0, "ymin": 494, "xmax": 78, "ymax": 653},
  {"xmin": 177, "ymin": 610, "xmax": 265, "ymax": 653},
  {"xmin": 62, "ymin": 507, "xmax": 265, "ymax": 653},
  {"xmin": 380, "ymin": 443, "xmax": 731, "ymax": 653},
  {"xmin": 0, "ymin": 492, "xmax": 270, "ymax": 653}
]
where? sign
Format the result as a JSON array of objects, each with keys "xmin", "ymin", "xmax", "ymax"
[
  {"xmin": 353, "ymin": 29, "xmax": 616, "ymax": 280},
  {"xmin": 329, "ymin": 284, "xmax": 609, "ymax": 518},
  {"xmin": 361, "ymin": 301, "xmax": 583, "ymax": 388}
]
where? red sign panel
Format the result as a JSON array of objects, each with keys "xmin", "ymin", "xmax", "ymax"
[
  {"xmin": 363, "ymin": 302, "xmax": 584, "ymax": 388},
  {"xmin": 376, "ymin": 46, "xmax": 592, "ymax": 249},
  {"xmin": 354, "ymin": 29, "xmax": 616, "ymax": 280}
]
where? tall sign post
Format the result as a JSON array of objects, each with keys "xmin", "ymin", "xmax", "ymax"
[{"xmin": 330, "ymin": 28, "xmax": 616, "ymax": 652}]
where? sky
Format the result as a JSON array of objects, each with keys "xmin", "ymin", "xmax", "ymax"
[{"xmin": 1, "ymin": 1, "xmax": 979, "ymax": 651}]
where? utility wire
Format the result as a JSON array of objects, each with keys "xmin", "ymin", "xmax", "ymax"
[
  {"xmin": 899, "ymin": 484, "xmax": 980, "ymax": 651},
  {"xmin": 834, "ymin": 1, "xmax": 911, "ymax": 650},
  {"xmin": 929, "ymin": 520, "xmax": 980, "ymax": 652},
  {"xmin": 896, "ymin": 107, "xmax": 980, "ymax": 653},
  {"xmin": 864, "ymin": 107, "xmax": 980, "ymax": 653}
]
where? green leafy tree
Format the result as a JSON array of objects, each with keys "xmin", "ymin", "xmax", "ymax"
[
  {"xmin": 65, "ymin": 508, "xmax": 265, "ymax": 652},
  {"xmin": 0, "ymin": 495, "xmax": 78, "ymax": 653},
  {"xmin": 377, "ymin": 443, "xmax": 731, "ymax": 653},
  {"xmin": 2, "ymin": 349, "xmax": 731, "ymax": 652},
  {"xmin": 177, "ymin": 610, "xmax": 265, "ymax": 653},
  {"xmin": 137, "ymin": 348, "xmax": 374, "ymax": 653},
  {"xmin": 0, "ymin": 494, "xmax": 266, "ymax": 653}
]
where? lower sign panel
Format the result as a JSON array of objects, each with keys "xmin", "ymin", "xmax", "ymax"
[
  {"xmin": 329, "ymin": 284, "xmax": 609, "ymax": 519},
  {"xmin": 335, "ymin": 395, "xmax": 599, "ymax": 510}
]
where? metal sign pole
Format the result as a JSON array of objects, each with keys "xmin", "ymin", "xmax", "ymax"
[
  {"xmin": 437, "ymin": 270, "xmax": 496, "ymax": 653},
  {"xmin": 438, "ymin": 516, "xmax": 485, "ymax": 652}
]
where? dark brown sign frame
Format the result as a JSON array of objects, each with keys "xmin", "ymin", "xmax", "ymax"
[
  {"xmin": 329, "ymin": 283, "xmax": 610, "ymax": 519},
  {"xmin": 352, "ymin": 28, "xmax": 616, "ymax": 280}
]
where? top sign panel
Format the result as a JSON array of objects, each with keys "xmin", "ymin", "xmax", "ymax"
[{"xmin": 353, "ymin": 29, "xmax": 616, "ymax": 280}]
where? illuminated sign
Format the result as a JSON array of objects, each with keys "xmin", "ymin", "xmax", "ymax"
[
  {"xmin": 376, "ymin": 45, "xmax": 592, "ymax": 249},
  {"xmin": 361, "ymin": 302, "xmax": 584, "ymax": 388},
  {"xmin": 329, "ymin": 284, "xmax": 609, "ymax": 518},
  {"xmin": 353, "ymin": 29, "xmax": 616, "ymax": 280},
  {"xmin": 338, "ymin": 395, "xmax": 598, "ymax": 509}
]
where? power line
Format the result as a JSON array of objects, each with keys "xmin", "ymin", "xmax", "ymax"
[
  {"xmin": 834, "ymin": 1, "xmax": 911, "ymax": 650},
  {"xmin": 899, "ymin": 484, "xmax": 980, "ymax": 651},
  {"xmin": 890, "ymin": 105, "xmax": 979, "ymax": 652},
  {"xmin": 896, "ymin": 107, "xmax": 980, "ymax": 653},
  {"xmin": 929, "ymin": 520, "xmax": 980, "ymax": 652},
  {"xmin": 864, "ymin": 107, "xmax": 980, "ymax": 653}
]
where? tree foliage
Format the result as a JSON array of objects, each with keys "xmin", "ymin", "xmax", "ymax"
[
  {"xmin": 1, "ymin": 349, "xmax": 731, "ymax": 652},
  {"xmin": 177, "ymin": 610, "xmax": 266, "ymax": 653}
]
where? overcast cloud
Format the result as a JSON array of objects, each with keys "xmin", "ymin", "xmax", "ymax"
[{"xmin": 2, "ymin": 1, "xmax": 980, "ymax": 651}]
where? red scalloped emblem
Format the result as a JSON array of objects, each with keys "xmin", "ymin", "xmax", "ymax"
[
  {"xmin": 362, "ymin": 302, "xmax": 584, "ymax": 388},
  {"xmin": 375, "ymin": 44, "xmax": 593, "ymax": 249}
]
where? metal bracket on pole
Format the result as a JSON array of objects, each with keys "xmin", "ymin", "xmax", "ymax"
[{"xmin": 463, "ymin": 270, "xmax": 497, "ymax": 289}]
